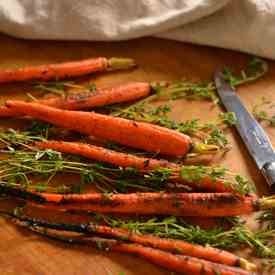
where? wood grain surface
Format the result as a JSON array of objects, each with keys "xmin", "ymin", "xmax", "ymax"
[{"xmin": 0, "ymin": 34, "xmax": 274, "ymax": 275}]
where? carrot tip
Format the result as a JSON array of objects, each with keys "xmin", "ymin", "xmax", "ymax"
[
  {"xmin": 107, "ymin": 58, "xmax": 136, "ymax": 70},
  {"xmin": 239, "ymin": 258, "xmax": 257, "ymax": 272}
]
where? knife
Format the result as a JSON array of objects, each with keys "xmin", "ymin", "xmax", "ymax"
[{"xmin": 214, "ymin": 70, "xmax": 275, "ymax": 192}]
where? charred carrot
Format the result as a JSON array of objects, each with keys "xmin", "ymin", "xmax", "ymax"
[
  {"xmin": 0, "ymin": 57, "xmax": 135, "ymax": 83},
  {"xmin": 1, "ymin": 210, "xmax": 254, "ymax": 271},
  {"xmin": 28, "ymin": 192, "xmax": 260, "ymax": 216},
  {"xmin": 1, "ymin": 184, "xmax": 263, "ymax": 217},
  {"xmin": 9, "ymin": 214, "xmax": 254, "ymax": 275},
  {"xmin": 106, "ymin": 242, "xmax": 254, "ymax": 275},
  {"xmin": 6, "ymin": 101, "xmax": 192, "ymax": 156},
  {"xmin": 24, "ymin": 227, "xmax": 255, "ymax": 275},
  {"xmin": 38, "ymin": 82, "xmax": 151, "ymax": 110},
  {"xmin": 35, "ymin": 140, "xmax": 176, "ymax": 170},
  {"xmin": 14, "ymin": 190, "xmax": 272, "ymax": 217},
  {"xmin": 23, "ymin": 215, "xmax": 256, "ymax": 270}
]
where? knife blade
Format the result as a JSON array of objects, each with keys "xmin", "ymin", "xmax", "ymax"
[{"xmin": 214, "ymin": 70, "xmax": 275, "ymax": 192}]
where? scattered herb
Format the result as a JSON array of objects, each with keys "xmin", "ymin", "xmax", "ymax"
[
  {"xmin": 86, "ymin": 82, "xmax": 97, "ymax": 92},
  {"xmin": 32, "ymin": 80, "xmax": 72, "ymax": 96},
  {"xmin": 0, "ymin": 129, "xmax": 254, "ymax": 195},
  {"xmin": 222, "ymin": 57, "xmax": 268, "ymax": 87},
  {"xmin": 98, "ymin": 214, "xmax": 275, "ymax": 259},
  {"xmin": 252, "ymin": 97, "xmax": 275, "ymax": 127}
]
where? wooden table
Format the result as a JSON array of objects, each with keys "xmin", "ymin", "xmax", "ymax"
[{"xmin": 0, "ymin": 34, "xmax": 274, "ymax": 275}]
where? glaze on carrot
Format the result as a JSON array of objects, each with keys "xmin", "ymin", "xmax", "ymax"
[
  {"xmin": 88, "ymin": 225, "xmax": 255, "ymax": 270},
  {"xmin": 6, "ymin": 101, "xmax": 192, "ymax": 156},
  {"xmin": 2, "ymin": 211, "xmax": 255, "ymax": 271},
  {"xmin": 5, "ymin": 212, "xmax": 254, "ymax": 270},
  {"xmin": 29, "ymin": 192, "xmax": 263, "ymax": 217},
  {"xmin": 110, "ymin": 242, "xmax": 254, "ymax": 275},
  {"xmin": 32, "ymin": 231, "xmax": 255, "ymax": 275},
  {"xmin": 35, "ymin": 140, "xmax": 236, "ymax": 193},
  {"xmin": 0, "ymin": 106, "xmax": 19, "ymax": 117},
  {"xmin": 38, "ymin": 82, "xmax": 151, "ymax": 110},
  {"xmin": 0, "ymin": 57, "xmax": 135, "ymax": 83},
  {"xmin": 0, "ymin": 82, "xmax": 150, "ymax": 118},
  {"xmin": 35, "ymin": 140, "xmax": 176, "ymax": 170}
]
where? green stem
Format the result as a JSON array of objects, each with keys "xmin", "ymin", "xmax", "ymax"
[
  {"xmin": 191, "ymin": 143, "xmax": 220, "ymax": 155},
  {"xmin": 107, "ymin": 58, "xmax": 136, "ymax": 70},
  {"xmin": 260, "ymin": 196, "xmax": 275, "ymax": 210}
]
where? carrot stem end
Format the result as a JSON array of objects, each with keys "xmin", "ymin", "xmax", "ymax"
[{"xmin": 108, "ymin": 58, "xmax": 136, "ymax": 70}]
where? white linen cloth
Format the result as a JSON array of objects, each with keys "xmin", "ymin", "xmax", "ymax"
[{"xmin": 0, "ymin": 0, "xmax": 274, "ymax": 59}]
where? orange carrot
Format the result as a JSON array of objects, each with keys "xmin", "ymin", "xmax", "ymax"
[
  {"xmin": 0, "ymin": 106, "xmax": 18, "ymax": 117},
  {"xmin": 35, "ymin": 140, "xmax": 236, "ymax": 193},
  {"xmin": 109, "ymin": 242, "xmax": 254, "ymax": 275},
  {"xmin": 4, "ymin": 211, "xmax": 254, "ymax": 271},
  {"xmin": 0, "ymin": 82, "xmax": 150, "ymax": 118},
  {"xmin": 178, "ymin": 176, "xmax": 234, "ymax": 193},
  {"xmin": 33, "ymin": 231, "xmax": 254, "ymax": 275},
  {"xmin": 28, "ymin": 192, "xmax": 267, "ymax": 217},
  {"xmin": 38, "ymin": 82, "xmax": 151, "ymax": 110},
  {"xmin": 35, "ymin": 140, "xmax": 176, "ymax": 170},
  {"xmin": 87, "ymin": 225, "xmax": 255, "ymax": 270},
  {"xmin": 7, "ymin": 209, "xmax": 256, "ymax": 274},
  {"xmin": 0, "ymin": 57, "xmax": 135, "ymax": 83},
  {"xmin": 6, "ymin": 101, "xmax": 192, "ymax": 156}
]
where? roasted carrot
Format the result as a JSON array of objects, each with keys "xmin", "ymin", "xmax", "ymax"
[
  {"xmin": 0, "ymin": 82, "xmax": 150, "ymax": 118},
  {"xmin": 108, "ymin": 242, "xmax": 254, "ymax": 275},
  {"xmin": 1, "ymin": 183, "xmax": 263, "ymax": 217},
  {"xmin": 38, "ymin": 82, "xmax": 151, "ymax": 110},
  {"xmin": 88, "ymin": 225, "xmax": 254, "ymax": 269},
  {"xmin": 35, "ymin": 140, "xmax": 176, "ymax": 170},
  {"xmin": 25, "ymin": 227, "xmax": 255, "ymax": 275},
  {"xmin": 9, "ymin": 213, "xmax": 254, "ymax": 275},
  {"xmin": 28, "ymin": 192, "xmax": 260, "ymax": 216},
  {"xmin": 179, "ymin": 176, "xmax": 234, "ymax": 193},
  {"xmin": 35, "ymin": 140, "xmax": 236, "ymax": 193},
  {"xmin": 6, "ymin": 101, "xmax": 192, "ymax": 156},
  {"xmin": 0, "ymin": 211, "xmax": 256, "ymax": 271},
  {"xmin": 3, "ymin": 212, "xmax": 254, "ymax": 270},
  {"xmin": 0, "ymin": 106, "xmax": 18, "ymax": 117},
  {"xmin": 0, "ymin": 57, "xmax": 135, "ymax": 83},
  {"xmin": 9, "ymin": 189, "xmax": 270, "ymax": 217}
]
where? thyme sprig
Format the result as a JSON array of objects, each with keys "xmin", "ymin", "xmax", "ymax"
[
  {"xmin": 113, "ymin": 103, "xmax": 236, "ymax": 149},
  {"xmin": 0, "ymin": 129, "xmax": 254, "ymax": 195},
  {"xmin": 99, "ymin": 214, "xmax": 275, "ymax": 259},
  {"xmin": 115, "ymin": 57, "xmax": 267, "ymax": 116},
  {"xmin": 32, "ymin": 80, "xmax": 97, "ymax": 96},
  {"xmin": 178, "ymin": 165, "xmax": 254, "ymax": 195},
  {"xmin": 0, "ymin": 128, "xmax": 46, "ymax": 147},
  {"xmin": 0, "ymin": 150, "xmax": 254, "ymax": 195},
  {"xmin": 0, "ymin": 149, "xmax": 176, "ymax": 193},
  {"xmin": 222, "ymin": 57, "xmax": 268, "ymax": 87},
  {"xmin": 112, "ymin": 58, "xmax": 266, "ymax": 149},
  {"xmin": 252, "ymin": 97, "xmax": 275, "ymax": 127}
]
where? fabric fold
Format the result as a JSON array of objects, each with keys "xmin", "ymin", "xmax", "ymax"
[{"xmin": 0, "ymin": 0, "xmax": 275, "ymax": 59}]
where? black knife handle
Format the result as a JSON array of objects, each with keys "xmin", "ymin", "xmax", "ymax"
[{"xmin": 262, "ymin": 162, "xmax": 275, "ymax": 193}]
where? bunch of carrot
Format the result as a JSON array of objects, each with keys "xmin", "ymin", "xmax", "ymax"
[
  {"xmin": 0, "ymin": 211, "xmax": 254, "ymax": 275},
  {"xmin": 0, "ymin": 57, "xmax": 263, "ymax": 274}
]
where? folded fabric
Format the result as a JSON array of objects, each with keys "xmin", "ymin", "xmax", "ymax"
[{"xmin": 0, "ymin": 0, "xmax": 274, "ymax": 59}]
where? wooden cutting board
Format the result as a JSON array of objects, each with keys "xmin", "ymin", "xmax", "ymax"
[{"xmin": 0, "ymin": 34, "xmax": 274, "ymax": 275}]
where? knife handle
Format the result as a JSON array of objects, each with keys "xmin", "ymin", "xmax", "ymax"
[{"xmin": 262, "ymin": 162, "xmax": 275, "ymax": 193}]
